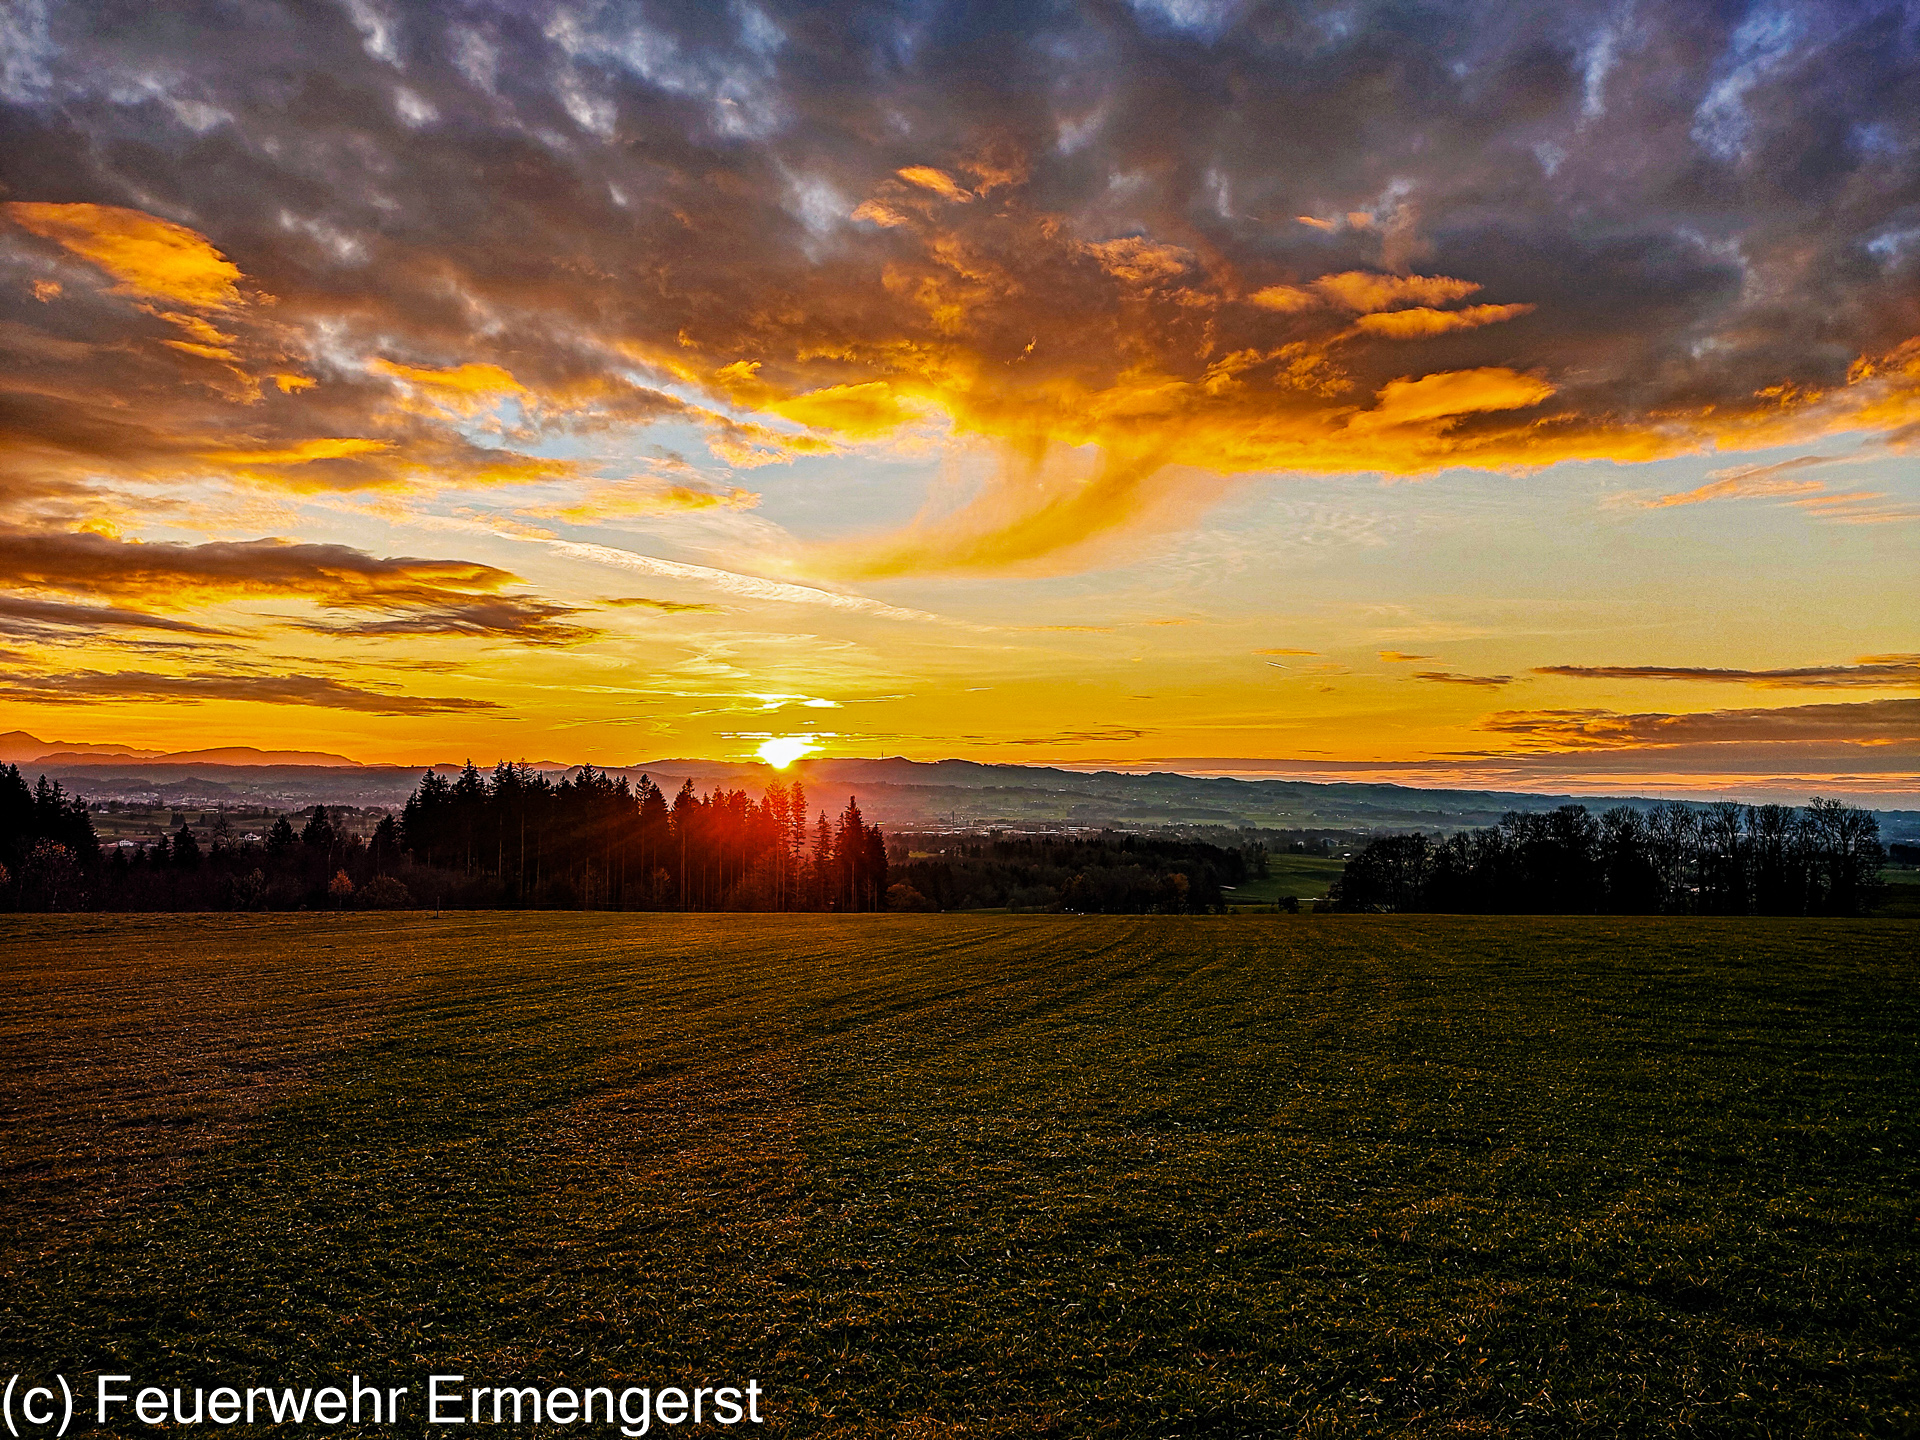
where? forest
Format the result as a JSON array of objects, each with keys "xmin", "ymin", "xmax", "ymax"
[
  {"xmin": 1326, "ymin": 800, "xmax": 1889, "ymax": 916},
  {"xmin": 0, "ymin": 762, "xmax": 888, "ymax": 912}
]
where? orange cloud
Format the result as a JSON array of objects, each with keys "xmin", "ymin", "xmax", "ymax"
[
  {"xmin": 1845, "ymin": 337, "xmax": 1920, "ymax": 384},
  {"xmin": 1246, "ymin": 272, "xmax": 1494, "ymax": 320},
  {"xmin": 151, "ymin": 311, "xmax": 237, "ymax": 349},
  {"xmin": 599, "ymin": 596, "xmax": 721, "ymax": 613},
  {"xmin": 768, "ymin": 381, "xmax": 921, "ymax": 437},
  {"xmin": 821, "ymin": 443, "xmax": 1222, "ymax": 578},
  {"xmin": 369, "ymin": 359, "xmax": 525, "ymax": 394},
  {"xmin": 1349, "ymin": 303, "xmax": 1534, "ymax": 339},
  {"xmin": 1643, "ymin": 457, "xmax": 1833, "ymax": 507},
  {"xmin": 1786, "ymin": 490, "xmax": 1920, "ymax": 524},
  {"xmin": 704, "ymin": 424, "xmax": 836, "ymax": 468},
  {"xmin": 164, "ymin": 339, "xmax": 244, "ymax": 365},
  {"xmin": 813, "ymin": 359, "xmax": 1566, "ymax": 577},
  {"xmin": 896, "ymin": 166, "xmax": 972, "ymax": 201},
  {"xmin": 1313, "ymin": 271, "xmax": 1481, "ymax": 313},
  {"xmin": 850, "ymin": 199, "xmax": 912, "ymax": 227},
  {"xmin": 369, "ymin": 358, "xmax": 528, "ymax": 418},
  {"xmin": 1348, "ymin": 367, "xmax": 1556, "ymax": 432},
  {"xmin": 1247, "ymin": 284, "xmax": 1316, "ymax": 312},
  {"xmin": 6, "ymin": 202, "xmax": 246, "ymax": 309},
  {"xmin": 1082, "ymin": 237, "xmax": 1196, "ymax": 286},
  {"xmin": 529, "ymin": 482, "xmax": 760, "ymax": 522},
  {"xmin": 202, "ymin": 438, "xmax": 394, "ymax": 465},
  {"xmin": 1636, "ymin": 455, "xmax": 1918, "ymax": 525}
]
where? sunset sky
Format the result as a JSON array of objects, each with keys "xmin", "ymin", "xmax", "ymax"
[{"xmin": 1, "ymin": 0, "xmax": 1915, "ymax": 799}]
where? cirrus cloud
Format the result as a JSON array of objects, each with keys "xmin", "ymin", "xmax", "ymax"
[
  {"xmin": 1479, "ymin": 698, "xmax": 1920, "ymax": 757},
  {"xmin": 0, "ymin": 669, "xmax": 500, "ymax": 714},
  {"xmin": 1536, "ymin": 656, "xmax": 1920, "ymax": 689}
]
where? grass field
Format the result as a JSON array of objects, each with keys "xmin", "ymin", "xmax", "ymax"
[
  {"xmin": 1224, "ymin": 852, "xmax": 1349, "ymax": 906},
  {"xmin": 2, "ymin": 914, "xmax": 1916, "ymax": 1437},
  {"xmin": 1880, "ymin": 866, "xmax": 1920, "ymax": 918}
]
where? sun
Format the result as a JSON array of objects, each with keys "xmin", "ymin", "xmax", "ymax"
[{"xmin": 756, "ymin": 736, "xmax": 820, "ymax": 769}]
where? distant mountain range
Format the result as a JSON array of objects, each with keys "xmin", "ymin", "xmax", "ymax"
[
  {"xmin": 0, "ymin": 731, "xmax": 363, "ymax": 768},
  {"xmin": 3, "ymin": 730, "xmax": 1913, "ymax": 841}
]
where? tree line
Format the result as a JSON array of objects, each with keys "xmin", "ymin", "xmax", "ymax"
[
  {"xmin": 0, "ymin": 767, "xmax": 101, "ymax": 910},
  {"xmin": 399, "ymin": 763, "xmax": 887, "ymax": 910},
  {"xmin": 0, "ymin": 761, "xmax": 889, "ymax": 913},
  {"xmin": 1325, "ymin": 799, "xmax": 1890, "ymax": 916},
  {"xmin": 888, "ymin": 832, "xmax": 1268, "ymax": 913}
]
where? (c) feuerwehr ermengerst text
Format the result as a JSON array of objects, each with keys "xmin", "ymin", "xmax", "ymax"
[{"xmin": 41, "ymin": 1375, "xmax": 766, "ymax": 1433}]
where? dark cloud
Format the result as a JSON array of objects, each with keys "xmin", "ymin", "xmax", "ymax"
[
  {"xmin": 1537, "ymin": 656, "xmax": 1920, "ymax": 688},
  {"xmin": 1415, "ymin": 671, "xmax": 1516, "ymax": 687},
  {"xmin": 0, "ymin": 528, "xmax": 597, "ymax": 654},
  {"xmin": 0, "ymin": 670, "xmax": 501, "ymax": 714},
  {"xmin": 1003, "ymin": 726, "xmax": 1153, "ymax": 745},
  {"xmin": 0, "ymin": 593, "xmax": 225, "ymax": 635},
  {"xmin": 0, "ymin": 526, "xmax": 515, "ymax": 608},
  {"xmin": 298, "ymin": 598, "xmax": 600, "ymax": 646},
  {"xmin": 2, "ymin": 0, "xmax": 1916, "ymax": 568}
]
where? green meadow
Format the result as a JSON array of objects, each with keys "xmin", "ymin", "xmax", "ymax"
[
  {"xmin": 1223, "ymin": 851, "xmax": 1350, "ymax": 906},
  {"xmin": 2, "ymin": 914, "xmax": 1915, "ymax": 1437}
]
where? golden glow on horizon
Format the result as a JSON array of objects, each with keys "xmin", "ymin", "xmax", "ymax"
[{"xmin": 757, "ymin": 737, "xmax": 822, "ymax": 769}]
